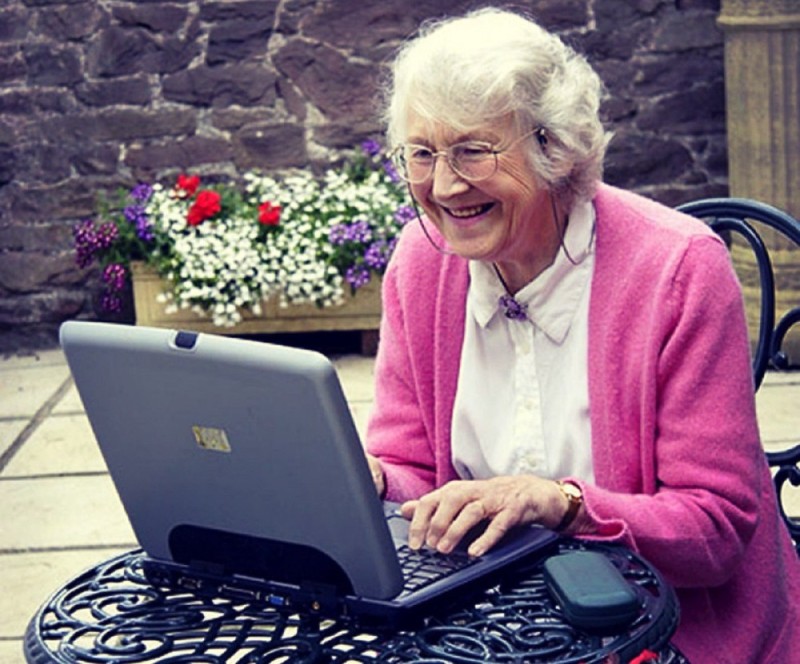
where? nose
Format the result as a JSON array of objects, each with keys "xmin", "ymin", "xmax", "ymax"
[{"xmin": 431, "ymin": 156, "xmax": 470, "ymax": 200}]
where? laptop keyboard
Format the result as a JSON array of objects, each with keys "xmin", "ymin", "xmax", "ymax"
[{"xmin": 396, "ymin": 544, "xmax": 478, "ymax": 595}]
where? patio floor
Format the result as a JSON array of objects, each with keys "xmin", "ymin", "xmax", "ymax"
[{"xmin": 1, "ymin": 341, "xmax": 798, "ymax": 663}]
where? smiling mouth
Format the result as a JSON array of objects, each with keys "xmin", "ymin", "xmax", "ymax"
[{"xmin": 445, "ymin": 203, "xmax": 494, "ymax": 219}]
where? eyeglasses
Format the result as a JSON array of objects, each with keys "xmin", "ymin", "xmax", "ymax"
[{"xmin": 391, "ymin": 128, "xmax": 543, "ymax": 184}]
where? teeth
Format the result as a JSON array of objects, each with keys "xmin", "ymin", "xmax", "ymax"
[{"xmin": 449, "ymin": 205, "xmax": 489, "ymax": 218}]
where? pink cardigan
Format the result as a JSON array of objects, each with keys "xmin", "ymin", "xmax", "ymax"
[{"xmin": 366, "ymin": 184, "xmax": 800, "ymax": 662}]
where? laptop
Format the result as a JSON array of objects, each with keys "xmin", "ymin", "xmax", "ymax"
[{"xmin": 60, "ymin": 320, "xmax": 558, "ymax": 626}]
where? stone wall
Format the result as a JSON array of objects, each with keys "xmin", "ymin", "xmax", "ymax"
[{"xmin": 0, "ymin": 0, "xmax": 727, "ymax": 352}]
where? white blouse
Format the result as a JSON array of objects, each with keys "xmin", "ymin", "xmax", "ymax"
[{"xmin": 451, "ymin": 201, "xmax": 596, "ymax": 483}]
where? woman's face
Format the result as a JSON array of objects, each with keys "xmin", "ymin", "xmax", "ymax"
[{"xmin": 405, "ymin": 112, "xmax": 559, "ymax": 286}]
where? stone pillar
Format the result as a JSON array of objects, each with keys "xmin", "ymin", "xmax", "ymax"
[{"xmin": 718, "ymin": 0, "xmax": 800, "ymax": 365}]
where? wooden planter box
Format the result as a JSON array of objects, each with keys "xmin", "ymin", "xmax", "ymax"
[{"xmin": 130, "ymin": 262, "xmax": 382, "ymax": 353}]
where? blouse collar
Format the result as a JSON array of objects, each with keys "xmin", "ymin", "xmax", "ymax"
[{"xmin": 468, "ymin": 200, "xmax": 596, "ymax": 344}]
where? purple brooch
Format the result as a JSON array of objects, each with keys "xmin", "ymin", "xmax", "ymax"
[{"xmin": 499, "ymin": 295, "xmax": 529, "ymax": 321}]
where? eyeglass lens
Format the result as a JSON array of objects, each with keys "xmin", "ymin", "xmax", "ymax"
[{"xmin": 397, "ymin": 144, "xmax": 498, "ymax": 183}]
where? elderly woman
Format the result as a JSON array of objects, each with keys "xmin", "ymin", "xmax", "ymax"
[{"xmin": 364, "ymin": 7, "xmax": 799, "ymax": 663}]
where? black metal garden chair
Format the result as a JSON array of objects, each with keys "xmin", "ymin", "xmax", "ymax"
[{"xmin": 677, "ymin": 197, "xmax": 800, "ymax": 553}]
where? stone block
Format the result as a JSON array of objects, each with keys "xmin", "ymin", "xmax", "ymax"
[
  {"xmin": 7, "ymin": 179, "xmax": 102, "ymax": 222},
  {"xmin": 0, "ymin": 88, "xmax": 74, "ymax": 115},
  {"xmin": 0, "ymin": 223, "xmax": 72, "ymax": 252},
  {"xmin": 0, "ymin": 290, "xmax": 86, "ymax": 326},
  {"xmin": 162, "ymin": 63, "xmax": 278, "ymax": 107},
  {"xmin": 72, "ymin": 143, "xmax": 121, "ymax": 176},
  {"xmin": 273, "ymin": 40, "xmax": 379, "ymax": 122},
  {"xmin": 88, "ymin": 25, "xmax": 200, "ymax": 77},
  {"xmin": 23, "ymin": 42, "xmax": 83, "ymax": 86},
  {"xmin": 233, "ymin": 122, "xmax": 307, "ymax": 169},
  {"xmin": 75, "ymin": 75, "xmax": 152, "ymax": 107},
  {"xmin": 207, "ymin": 16, "xmax": 273, "ymax": 65},
  {"xmin": 88, "ymin": 26, "xmax": 160, "ymax": 77},
  {"xmin": 124, "ymin": 135, "xmax": 235, "ymax": 170},
  {"xmin": 0, "ymin": 252, "xmax": 82, "ymax": 293},
  {"xmin": 0, "ymin": 146, "xmax": 15, "ymax": 185},
  {"xmin": 637, "ymin": 81, "xmax": 726, "ymax": 133},
  {"xmin": 112, "ymin": 3, "xmax": 190, "ymax": 32},
  {"xmin": 605, "ymin": 130, "xmax": 694, "ymax": 189},
  {"xmin": 43, "ymin": 108, "xmax": 197, "ymax": 142},
  {"xmin": 0, "ymin": 6, "xmax": 31, "ymax": 41},
  {"xmin": 160, "ymin": 29, "xmax": 203, "ymax": 75},
  {"xmin": 13, "ymin": 141, "xmax": 71, "ymax": 184},
  {"xmin": 35, "ymin": 1, "xmax": 104, "ymax": 41},
  {"xmin": 313, "ymin": 121, "xmax": 385, "ymax": 151},
  {"xmin": 200, "ymin": 0, "xmax": 278, "ymax": 21},
  {"xmin": 211, "ymin": 107, "xmax": 287, "ymax": 131},
  {"xmin": 633, "ymin": 52, "xmax": 723, "ymax": 96},
  {"xmin": 0, "ymin": 45, "xmax": 25, "ymax": 83},
  {"xmin": 21, "ymin": 0, "xmax": 86, "ymax": 5},
  {"xmin": 275, "ymin": 0, "xmax": 318, "ymax": 34},
  {"xmin": 651, "ymin": 11, "xmax": 724, "ymax": 51}
]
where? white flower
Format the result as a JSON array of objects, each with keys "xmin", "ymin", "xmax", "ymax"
[{"xmin": 111, "ymin": 148, "xmax": 409, "ymax": 327}]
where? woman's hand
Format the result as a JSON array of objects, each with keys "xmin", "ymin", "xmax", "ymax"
[
  {"xmin": 365, "ymin": 453, "xmax": 386, "ymax": 497},
  {"xmin": 400, "ymin": 476, "xmax": 567, "ymax": 557}
]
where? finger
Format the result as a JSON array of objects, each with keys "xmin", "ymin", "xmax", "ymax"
[
  {"xmin": 399, "ymin": 500, "xmax": 417, "ymax": 519},
  {"xmin": 406, "ymin": 496, "xmax": 438, "ymax": 550},
  {"xmin": 366, "ymin": 455, "xmax": 385, "ymax": 495},
  {"xmin": 435, "ymin": 500, "xmax": 487, "ymax": 554},
  {"xmin": 467, "ymin": 510, "xmax": 517, "ymax": 557},
  {"xmin": 424, "ymin": 493, "xmax": 472, "ymax": 550}
]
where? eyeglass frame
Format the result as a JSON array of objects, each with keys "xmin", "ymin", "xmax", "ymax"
[{"xmin": 391, "ymin": 126, "xmax": 546, "ymax": 184}]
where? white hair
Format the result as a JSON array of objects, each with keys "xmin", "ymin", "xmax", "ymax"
[{"xmin": 384, "ymin": 7, "xmax": 610, "ymax": 211}]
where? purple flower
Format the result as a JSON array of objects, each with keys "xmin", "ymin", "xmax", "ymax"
[
  {"xmin": 328, "ymin": 223, "xmax": 349, "ymax": 246},
  {"xmin": 364, "ymin": 240, "xmax": 391, "ymax": 271},
  {"xmin": 73, "ymin": 219, "xmax": 107, "ymax": 268},
  {"xmin": 345, "ymin": 265, "xmax": 371, "ymax": 289},
  {"xmin": 123, "ymin": 204, "xmax": 154, "ymax": 242},
  {"xmin": 361, "ymin": 139, "xmax": 381, "ymax": 158},
  {"xmin": 101, "ymin": 293, "xmax": 123, "ymax": 313},
  {"xmin": 394, "ymin": 204, "xmax": 416, "ymax": 226},
  {"xmin": 123, "ymin": 204, "xmax": 146, "ymax": 223},
  {"xmin": 383, "ymin": 159, "xmax": 401, "ymax": 184},
  {"xmin": 329, "ymin": 219, "xmax": 373, "ymax": 245},
  {"xmin": 130, "ymin": 183, "xmax": 153, "ymax": 203},
  {"xmin": 102, "ymin": 263, "xmax": 127, "ymax": 292},
  {"xmin": 347, "ymin": 219, "xmax": 372, "ymax": 243},
  {"xmin": 96, "ymin": 222, "xmax": 119, "ymax": 249}
]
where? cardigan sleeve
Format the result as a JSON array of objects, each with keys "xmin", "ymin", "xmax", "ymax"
[
  {"xmin": 365, "ymin": 234, "xmax": 438, "ymax": 502},
  {"xmin": 580, "ymin": 234, "xmax": 765, "ymax": 588}
]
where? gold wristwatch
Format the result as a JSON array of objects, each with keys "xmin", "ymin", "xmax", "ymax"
[{"xmin": 555, "ymin": 480, "xmax": 583, "ymax": 532}]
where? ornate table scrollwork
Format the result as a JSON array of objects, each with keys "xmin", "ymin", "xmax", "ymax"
[{"xmin": 25, "ymin": 540, "xmax": 684, "ymax": 664}]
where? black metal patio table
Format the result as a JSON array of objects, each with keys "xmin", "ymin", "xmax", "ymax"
[{"xmin": 23, "ymin": 538, "xmax": 684, "ymax": 664}]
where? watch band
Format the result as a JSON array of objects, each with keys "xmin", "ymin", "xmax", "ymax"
[{"xmin": 555, "ymin": 480, "xmax": 582, "ymax": 532}]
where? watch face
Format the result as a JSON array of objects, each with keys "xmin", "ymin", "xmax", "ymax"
[{"xmin": 561, "ymin": 482, "xmax": 582, "ymax": 500}]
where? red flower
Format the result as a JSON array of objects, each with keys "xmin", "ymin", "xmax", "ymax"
[
  {"xmin": 258, "ymin": 201, "xmax": 281, "ymax": 226},
  {"xmin": 187, "ymin": 190, "xmax": 222, "ymax": 226},
  {"xmin": 176, "ymin": 174, "xmax": 200, "ymax": 197}
]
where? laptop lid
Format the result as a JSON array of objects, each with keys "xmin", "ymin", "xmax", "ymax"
[{"xmin": 60, "ymin": 320, "xmax": 403, "ymax": 599}]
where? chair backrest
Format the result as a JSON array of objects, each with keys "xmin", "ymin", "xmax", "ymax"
[{"xmin": 677, "ymin": 197, "xmax": 800, "ymax": 554}]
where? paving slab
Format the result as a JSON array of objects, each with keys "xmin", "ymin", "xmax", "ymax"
[
  {"xmin": 0, "ymin": 420, "xmax": 27, "ymax": 462},
  {"xmin": 50, "ymin": 381, "xmax": 83, "ymax": 416},
  {"xmin": 0, "ymin": 476, "xmax": 135, "ymax": 551},
  {"xmin": 331, "ymin": 354, "xmax": 376, "ymax": 403},
  {"xmin": 0, "ymin": 359, "xmax": 70, "ymax": 421},
  {"xmin": 3, "ymin": 414, "xmax": 104, "ymax": 478},
  {"xmin": 0, "ymin": 639, "xmax": 24, "ymax": 664},
  {"xmin": 1, "ymin": 548, "xmax": 132, "ymax": 638}
]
